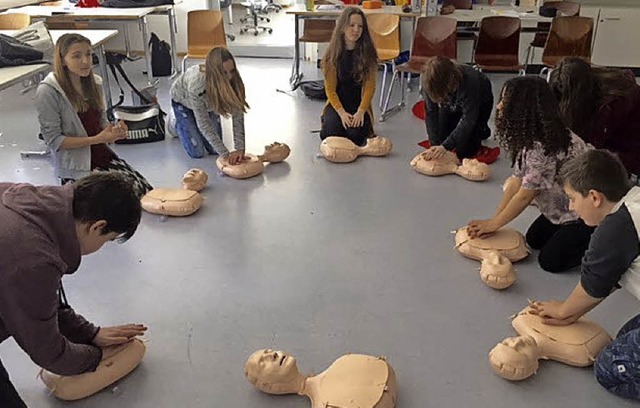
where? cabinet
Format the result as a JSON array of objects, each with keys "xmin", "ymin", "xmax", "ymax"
[{"xmin": 591, "ymin": 7, "xmax": 640, "ymax": 67}]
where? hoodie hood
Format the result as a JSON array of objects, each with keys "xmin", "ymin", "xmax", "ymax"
[
  {"xmin": 41, "ymin": 72, "xmax": 104, "ymax": 98},
  {"xmin": 1, "ymin": 182, "xmax": 81, "ymax": 274}
]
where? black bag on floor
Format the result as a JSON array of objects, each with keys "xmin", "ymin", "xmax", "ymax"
[
  {"xmin": 149, "ymin": 33, "xmax": 172, "ymax": 77},
  {"xmin": 105, "ymin": 52, "xmax": 166, "ymax": 144},
  {"xmin": 299, "ymin": 80, "xmax": 327, "ymax": 101}
]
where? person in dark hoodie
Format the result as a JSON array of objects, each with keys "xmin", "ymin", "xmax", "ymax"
[
  {"xmin": 549, "ymin": 57, "xmax": 640, "ymax": 178},
  {"xmin": 0, "ymin": 172, "xmax": 147, "ymax": 407},
  {"xmin": 420, "ymin": 56, "xmax": 494, "ymax": 161},
  {"xmin": 35, "ymin": 33, "xmax": 152, "ymax": 198}
]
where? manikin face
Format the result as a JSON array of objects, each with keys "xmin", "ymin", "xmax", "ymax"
[
  {"xmin": 499, "ymin": 336, "xmax": 538, "ymax": 362},
  {"xmin": 63, "ymin": 42, "xmax": 93, "ymax": 78},
  {"xmin": 245, "ymin": 349, "xmax": 301, "ymax": 394},
  {"xmin": 77, "ymin": 221, "xmax": 120, "ymax": 255},
  {"xmin": 563, "ymin": 183, "xmax": 604, "ymax": 227},
  {"xmin": 222, "ymin": 58, "xmax": 236, "ymax": 81},
  {"xmin": 343, "ymin": 14, "xmax": 364, "ymax": 47},
  {"xmin": 492, "ymin": 335, "xmax": 539, "ymax": 373}
]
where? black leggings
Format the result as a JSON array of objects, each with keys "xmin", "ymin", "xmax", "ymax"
[
  {"xmin": 526, "ymin": 214, "xmax": 595, "ymax": 273},
  {"xmin": 320, "ymin": 104, "xmax": 373, "ymax": 147},
  {"xmin": 0, "ymin": 359, "xmax": 26, "ymax": 408}
]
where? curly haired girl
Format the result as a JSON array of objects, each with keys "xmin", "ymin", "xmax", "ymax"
[{"xmin": 468, "ymin": 77, "xmax": 594, "ymax": 273}]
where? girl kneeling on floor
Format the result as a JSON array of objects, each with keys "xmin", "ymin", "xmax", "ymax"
[
  {"xmin": 170, "ymin": 47, "xmax": 248, "ymax": 164},
  {"xmin": 467, "ymin": 77, "xmax": 594, "ymax": 273},
  {"xmin": 319, "ymin": 6, "xmax": 378, "ymax": 147},
  {"xmin": 36, "ymin": 34, "xmax": 152, "ymax": 197}
]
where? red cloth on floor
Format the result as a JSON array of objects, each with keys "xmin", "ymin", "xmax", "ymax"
[
  {"xmin": 412, "ymin": 100, "xmax": 426, "ymax": 120},
  {"xmin": 416, "ymin": 140, "xmax": 501, "ymax": 164}
]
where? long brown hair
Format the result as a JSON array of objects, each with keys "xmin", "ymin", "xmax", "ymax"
[
  {"xmin": 53, "ymin": 33, "xmax": 104, "ymax": 112},
  {"xmin": 201, "ymin": 47, "xmax": 249, "ymax": 117},
  {"xmin": 549, "ymin": 57, "xmax": 635, "ymax": 138},
  {"xmin": 321, "ymin": 7, "xmax": 378, "ymax": 84},
  {"xmin": 421, "ymin": 56, "xmax": 462, "ymax": 102},
  {"xmin": 496, "ymin": 77, "xmax": 571, "ymax": 167}
]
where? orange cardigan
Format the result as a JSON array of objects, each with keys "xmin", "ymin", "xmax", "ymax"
[{"xmin": 323, "ymin": 63, "xmax": 376, "ymax": 120}]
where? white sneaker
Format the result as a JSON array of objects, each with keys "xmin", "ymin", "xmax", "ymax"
[{"xmin": 165, "ymin": 108, "xmax": 177, "ymax": 139}]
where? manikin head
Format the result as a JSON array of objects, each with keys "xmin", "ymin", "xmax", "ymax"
[
  {"xmin": 558, "ymin": 149, "xmax": 631, "ymax": 227},
  {"xmin": 182, "ymin": 168, "xmax": 208, "ymax": 191},
  {"xmin": 244, "ymin": 349, "xmax": 305, "ymax": 395},
  {"xmin": 479, "ymin": 250, "xmax": 515, "ymax": 289},
  {"xmin": 261, "ymin": 142, "xmax": 291, "ymax": 163},
  {"xmin": 365, "ymin": 136, "xmax": 393, "ymax": 153},
  {"xmin": 489, "ymin": 335, "xmax": 540, "ymax": 381},
  {"xmin": 73, "ymin": 173, "xmax": 142, "ymax": 255}
]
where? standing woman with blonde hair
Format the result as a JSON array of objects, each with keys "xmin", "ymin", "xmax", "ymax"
[
  {"xmin": 320, "ymin": 6, "xmax": 378, "ymax": 147},
  {"xmin": 36, "ymin": 34, "xmax": 152, "ymax": 197},
  {"xmin": 170, "ymin": 47, "xmax": 249, "ymax": 163}
]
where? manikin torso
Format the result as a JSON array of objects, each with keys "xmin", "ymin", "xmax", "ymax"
[
  {"xmin": 489, "ymin": 307, "xmax": 612, "ymax": 380},
  {"xmin": 320, "ymin": 136, "xmax": 393, "ymax": 163},
  {"xmin": 410, "ymin": 152, "xmax": 491, "ymax": 181},
  {"xmin": 301, "ymin": 354, "xmax": 396, "ymax": 408},
  {"xmin": 455, "ymin": 227, "xmax": 529, "ymax": 289},
  {"xmin": 511, "ymin": 308, "xmax": 612, "ymax": 367},
  {"xmin": 216, "ymin": 142, "xmax": 291, "ymax": 179},
  {"xmin": 244, "ymin": 350, "xmax": 396, "ymax": 408}
]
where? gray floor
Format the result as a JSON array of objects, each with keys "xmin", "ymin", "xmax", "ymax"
[{"xmin": 0, "ymin": 59, "xmax": 637, "ymax": 408}]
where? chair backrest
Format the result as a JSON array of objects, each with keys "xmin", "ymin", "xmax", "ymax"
[
  {"xmin": 367, "ymin": 14, "xmax": 400, "ymax": 61},
  {"xmin": 542, "ymin": 16, "xmax": 593, "ymax": 66},
  {"xmin": 443, "ymin": 0, "xmax": 472, "ymax": 10},
  {"xmin": 299, "ymin": 19, "xmax": 335, "ymax": 43},
  {"xmin": 411, "ymin": 16, "xmax": 457, "ymax": 61},
  {"xmin": 0, "ymin": 13, "xmax": 30, "ymax": 29},
  {"xmin": 474, "ymin": 16, "xmax": 521, "ymax": 65},
  {"xmin": 187, "ymin": 10, "xmax": 227, "ymax": 58},
  {"xmin": 542, "ymin": 1, "xmax": 581, "ymax": 17}
]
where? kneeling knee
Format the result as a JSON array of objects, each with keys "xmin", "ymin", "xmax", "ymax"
[{"xmin": 537, "ymin": 253, "xmax": 567, "ymax": 273}]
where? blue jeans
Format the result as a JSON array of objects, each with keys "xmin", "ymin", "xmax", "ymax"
[
  {"xmin": 171, "ymin": 100, "xmax": 221, "ymax": 159},
  {"xmin": 594, "ymin": 314, "xmax": 640, "ymax": 400}
]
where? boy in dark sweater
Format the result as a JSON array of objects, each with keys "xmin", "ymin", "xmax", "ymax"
[
  {"xmin": 421, "ymin": 56, "xmax": 494, "ymax": 161},
  {"xmin": 0, "ymin": 173, "xmax": 147, "ymax": 407},
  {"xmin": 531, "ymin": 149, "xmax": 640, "ymax": 400}
]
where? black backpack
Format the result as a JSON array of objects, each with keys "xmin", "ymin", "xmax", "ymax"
[
  {"xmin": 299, "ymin": 80, "xmax": 327, "ymax": 101},
  {"xmin": 149, "ymin": 33, "xmax": 172, "ymax": 77}
]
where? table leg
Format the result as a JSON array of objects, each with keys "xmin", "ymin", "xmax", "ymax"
[
  {"xmin": 96, "ymin": 44, "xmax": 113, "ymax": 114},
  {"xmin": 168, "ymin": 6, "xmax": 179, "ymax": 76},
  {"xmin": 289, "ymin": 14, "xmax": 302, "ymax": 89},
  {"xmin": 124, "ymin": 22, "xmax": 133, "ymax": 58},
  {"xmin": 139, "ymin": 16, "xmax": 155, "ymax": 85}
]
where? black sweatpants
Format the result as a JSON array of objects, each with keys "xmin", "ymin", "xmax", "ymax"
[
  {"xmin": 526, "ymin": 214, "xmax": 595, "ymax": 273},
  {"xmin": 320, "ymin": 104, "xmax": 373, "ymax": 147},
  {"xmin": 0, "ymin": 359, "xmax": 27, "ymax": 408}
]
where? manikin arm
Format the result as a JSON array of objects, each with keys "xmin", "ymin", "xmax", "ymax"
[{"xmin": 530, "ymin": 282, "xmax": 604, "ymax": 326}]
